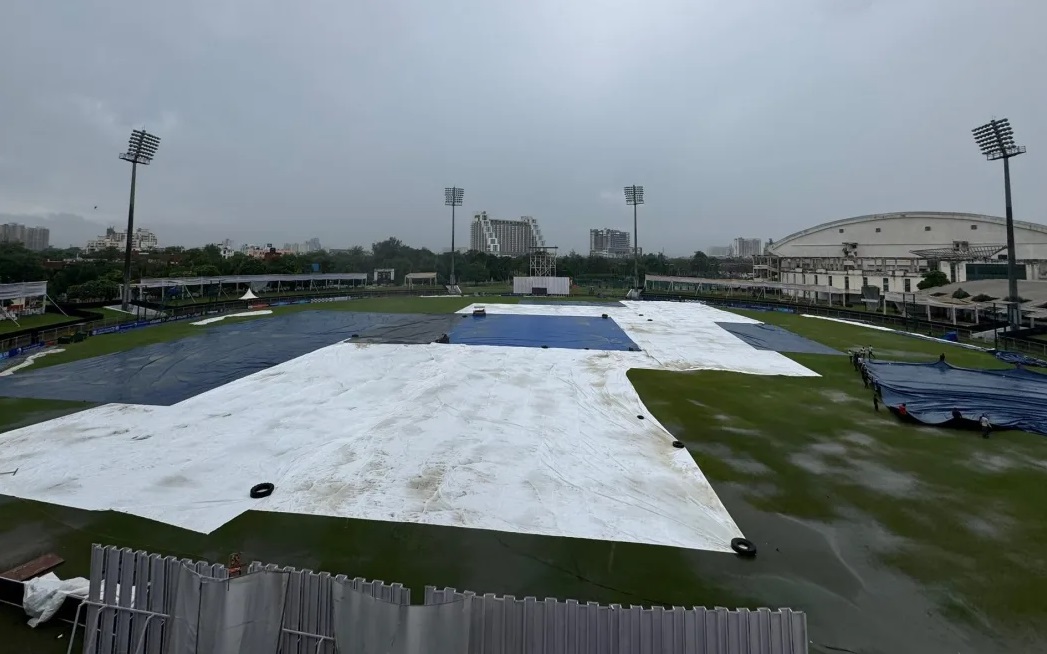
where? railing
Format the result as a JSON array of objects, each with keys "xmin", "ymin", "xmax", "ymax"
[{"xmin": 73, "ymin": 544, "xmax": 807, "ymax": 654}]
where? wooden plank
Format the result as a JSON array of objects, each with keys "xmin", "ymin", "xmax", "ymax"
[{"xmin": 0, "ymin": 552, "xmax": 63, "ymax": 581}]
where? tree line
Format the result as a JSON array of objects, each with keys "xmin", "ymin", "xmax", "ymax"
[{"xmin": 0, "ymin": 238, "xmax": 739, "ymax": 302}]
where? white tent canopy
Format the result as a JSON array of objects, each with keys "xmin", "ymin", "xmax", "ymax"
[
  {"xmin": 240, "ymin": 289, "xmax": 258, "ymax": 300},
  {"xmin": 0, "ymin": 281, "xmax": 47, "ymax": 302}
]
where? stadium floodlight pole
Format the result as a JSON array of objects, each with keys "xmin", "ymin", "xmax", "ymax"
[
  {"xmin": 118, "ymin": 129, "xmax": 161, "ymax": 310},
  {"xmin": 624, "ymin": 185, "xmax": 644, "ymax": 289},
  {"xmin": 973, "ymin": 118, "xmax": 1026, "ymax": 331},
  {"xmin": 444, "ymin": 187, "xmax": 464, "ymax": 286}
]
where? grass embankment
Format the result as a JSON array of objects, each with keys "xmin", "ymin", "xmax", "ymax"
[
  {"xmin": 0, "ymin": 313, "xmax": 78, "ymax": 335},
  {"xmin": 631, "ymin": 310, "xmax": 1047, "ymax": 635}
]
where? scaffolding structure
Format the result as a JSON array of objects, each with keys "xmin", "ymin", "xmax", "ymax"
[{"xmin": 529, "ymin": 246, "xmax": 558, "ymax": 277}]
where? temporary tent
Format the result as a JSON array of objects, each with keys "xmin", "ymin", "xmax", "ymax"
[{"xmin": 240, "ymin": 289, "xmax": 259, "ymax": 300}]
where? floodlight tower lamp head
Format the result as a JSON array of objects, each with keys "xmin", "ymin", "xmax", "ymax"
[
  {"xmin": 119, "ymin": 129, "xmax": 161, "ymax": 165},
  {"xmin": 444, "ymin": 187, "xmax": 464, "ymax": 207},
  {"xmin": 972, "ymin": 118, "xmax": 1025, "ymax": 161},
  {"xmin": 623, "ymin": 185, "xmax": 645, "ymax": 205}
]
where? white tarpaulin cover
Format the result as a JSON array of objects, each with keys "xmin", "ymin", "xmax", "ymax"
[
  {"xmin": 190, "ymin": 310, "xmax": 273, "ymax": 326},
  {"xmin": 0, "ymin": 281, "xmax": 47, "ymax": 301},
  {"xmin": 513, "ymin": 276, "xmax": 571, "ymax": 296},
  {"xmin": 0, "ymin": 301, "xmax": 816, "ymax": 552}
]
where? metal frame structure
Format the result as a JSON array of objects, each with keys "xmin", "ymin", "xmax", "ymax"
[
  {"xmin": 529, "ymin": 246, "xmax": 558, "ymax": 277},
  {"xmin": 909, "ymin": 244, "xmax": 1006, "ymax": 260},
  {"xmin": 74, "ymin": 543, "xmax": 808, "ymax": 654},
  {"xmin": 973, "ymin": 118, "xmax": 1026, "ymax": 329},
  {"xmin": 129, "ymin": 274, "xmax": 367, "ymax": 303},
  {"xmin": 444, "ymin": 187, "xmax": 464, "ymax": 285},
  {"xmin": 118, "ymin": 129, "xmax": 161, "ymax": 311},
  {"xmin": 624, "ymin": 185, "xmax": 644, "ymax": 289}
]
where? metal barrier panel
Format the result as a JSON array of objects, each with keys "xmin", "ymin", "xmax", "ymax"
[
  {"xmin": 424, "ymin": 587, "xmax": 808, "ymax": 654},
  {"xmin": 79, "ymin": 547, "xmax": 805, "ymax": 654}
]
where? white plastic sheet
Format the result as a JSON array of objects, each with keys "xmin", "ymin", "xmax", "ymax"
[{"xmin": 22, "ymin": 572, "xmax": 90, "ymax": 627}]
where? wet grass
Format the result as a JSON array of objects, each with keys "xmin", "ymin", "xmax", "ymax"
[{"xmin": 631, "ymin": 310, "xmax": 1047, "ymax": 642}]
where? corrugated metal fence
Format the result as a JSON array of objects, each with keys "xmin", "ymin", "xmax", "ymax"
[{"xmin": 73, "ymin": 544, "xmax": 807, "ymax": 654}]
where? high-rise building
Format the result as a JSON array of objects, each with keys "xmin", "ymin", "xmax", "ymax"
[
  {"xmin": 589, "ymin": 228, "xmax": 631, "ymax": 257},
  {"xmin": 85, "ymin": 227, "xmax": 159, "ymax": 253},
  {"xmin": 0, "ymin": 223, "xmax": 49, "ymax": 251},
  {"xmin": 469, "ymin": 212, "xmax": 546, "ymax": 256},
  {"xmin": 732, "ymin": 237, "xmax": 763, "ymax": 258},
  {"xmin": 706, "ymin": 245, "xmax": 732, "ymax": 258},
  {"xmin": 25, "ymin": 227, "xmax": 50, "ymax": 251}
]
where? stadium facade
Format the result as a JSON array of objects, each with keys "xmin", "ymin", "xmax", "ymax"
[
  {"xmin": 589, "ymin": 228, "xmax": 631, "ymax": 258},
  {"xmin": 755, "ymin": 211, "xmax": 1047, "ymax": 298},
  {"xmin": 469, "ymin": 212, "xmax": 546, "ymax": 257}
]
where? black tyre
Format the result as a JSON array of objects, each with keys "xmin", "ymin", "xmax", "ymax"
[
  {"xmin": 637, "ymin": 415, "xmax": 644, "ymax": 420},
  {"xmin": 731, "ymin": 537, "xmax": 757, "ymax": 557},
  {"xmin": 672, "ymin": 440, "xmax": 684, "ymax": 449},
  {"xmin": 250, "ymin": 482, "xmax": 275, "ymax": 499},
  {"xmin": 601, "ymin": 314, "xmax": 609, "ymax": 319}
]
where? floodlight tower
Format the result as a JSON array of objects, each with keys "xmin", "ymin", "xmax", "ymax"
[
  {"xmin": 623, "ymin": 185, "xmax": 644, "ymax": 289},
  {"xmin": 118, "ymin": 129, "xmax": 161, "ymax": 310},
  {"xmin": 972, "ymin": 118, "xmax": 1026, "ymax": 330},
  {"xmin": 444, "ymin": 187, "xmax": 464, "ymax": 286}
]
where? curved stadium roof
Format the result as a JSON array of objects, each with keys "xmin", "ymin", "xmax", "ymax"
[{"xmin": 769, "ymin": 211, "xmax": 1047, "ymax": 253}]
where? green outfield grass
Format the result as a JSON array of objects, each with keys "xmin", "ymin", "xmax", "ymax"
[
  {"xmin": 1, "ymin": 300, "xmax": 1045, "ymax": 652},
  {"xmin": 0, "ymin": 312, "xmax": 78, "ymax": 335}
]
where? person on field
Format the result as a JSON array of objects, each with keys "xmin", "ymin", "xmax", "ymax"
[
  {"xmin": 898, "ymin": 403, "xmax": 908, "ymax": 418},
  {"xmin": 939, "ymin": 353, "xmax": 946, "ymax": 363},
  {"xmin": 980, "ymin": 414, "xmax": 992, "ymax": 439},
  {"xmin": 873, "ymin": 394, "xmax": 880, "ymax": 412},
  {"xmin": 951, "ymin": 408, "xmax": 962, "ymax": 422}
]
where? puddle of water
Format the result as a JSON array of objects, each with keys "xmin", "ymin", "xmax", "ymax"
[
  {"xmin": 810, "ymin": 441, "xmax": 848, "ymax": 456},
  {"xmin": 969, "ymin": 454, "xmax": 1016, "ymax": 473},
  {"xmin": 840, "ymin": 431, "xmax": 877, "ymax": 447},
  {"xmin": 693, "ymin": 442, "xmax": 772, "ymax": 476},
  {"xmin": 820, "ymin": 389, "xmax": 861, "ymax": 404},
  {"xmin": 789, "ymin": 452, "xmax": 830, "ymax": 475},
  {"xmin": 847, "ymin": 459, "xmax": 918, "ymax": 497}
]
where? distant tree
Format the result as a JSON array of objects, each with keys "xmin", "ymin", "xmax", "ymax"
[
  {"xmin": 0, "ymin": 243, "xmax": 46, "ymax": 283},
  {"xmin": 952, "ymin": 288, "xmax": 971, "ymax": 299},
  {"xmin": 917, "ymin": 270, "xmax": 949, "ymax": 290}
]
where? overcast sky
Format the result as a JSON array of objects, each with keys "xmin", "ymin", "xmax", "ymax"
[{"xmin": 2, "ymin": 0, "xmax": 1045, "ymax": 253}]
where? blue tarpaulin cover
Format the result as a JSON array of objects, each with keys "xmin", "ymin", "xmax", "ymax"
[
  {"xmin": 0, "ymin": 311, "xmax": 457, "ymax": 406},
  {"xmin": 448, "ymin": 314, "xmax": 638, "ymax": 351},
  {"xmin": 992, "ymin": 350, "xmax": 1047, "ymax": 368},
  {"xmin": 865, "ymin": 360, "xmax": 1047, "ymax": 435},
  {"xmin": 715, "ymin": 322, "xmax": 842, "ymax": 356}
]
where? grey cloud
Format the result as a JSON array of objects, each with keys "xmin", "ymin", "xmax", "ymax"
[{"xmin": 1, "ymin": 0, "xmax": 1045, "ymax": 255}]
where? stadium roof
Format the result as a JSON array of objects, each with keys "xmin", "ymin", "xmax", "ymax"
[{"xmin": 771, "ymin": 211, "xmax": 1047, "ymax": 252}]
